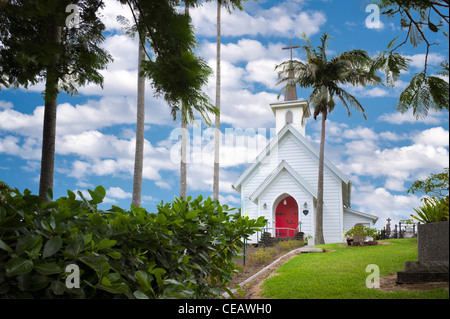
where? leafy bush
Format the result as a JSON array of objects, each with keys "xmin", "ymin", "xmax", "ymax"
[
  {"xmin": 344, "ymin": 225, "xmax": 378, "ymax": 245},
  {"xmin": 411, "ymin": 196, "xmax": 449, "ymax": 224},
  {"xmin": 0, "ymin": 186, "xmax": 266, "ymax": 299},
  {"xmin": 248, "ymin": 248, "xmax": 274, "ymax": 266}
]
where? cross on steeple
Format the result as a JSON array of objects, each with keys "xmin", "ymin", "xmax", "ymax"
[
  {"xmin": 282, "ymin": 40, "xmax": 301, "ymax": 101},
  {"xmin": 282, "ymin": 40, "xmax": 302, "ymax": 61}
]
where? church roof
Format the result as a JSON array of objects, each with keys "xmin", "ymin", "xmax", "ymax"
[
  {"xmin": 249, "ymin": 160, "xmax": 317, "ymax": 203},
  {"xmin": 344, "ymin": 208, "xmax": 379, "ymax": 223},
  {"xmin": 232, "ymin": 124, "xmax": 352, "ymax": 206}
]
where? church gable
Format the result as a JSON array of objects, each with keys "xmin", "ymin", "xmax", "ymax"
[
  {"xmin": 233, "ymin": 125, "xmax": 350, "ymax": 194},
  {"xmin": 249, "ymin": 160, "xmax": 317, "ymax": 203}
]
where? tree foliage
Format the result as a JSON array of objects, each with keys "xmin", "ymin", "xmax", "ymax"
[
  {"xmin": 0, "ymin": 186, "xmax": 266, "ymax": 299},
  {"xmin": 411, "ymin": 196, "xmax": 449, "ymax": 224},
  {"xmin": 0, "ymin": 0, "xmax": 113, "ymax": 199},
  {"xmin": 118, "ymin": 0, "xmax": 217, "ymax": 125},
  {"xmin": 0, "ymin": 0, "xmax": 112, "ymax": 99},
  {"xmin": 344, "ymin": 225, "xmax": 378, "ymax": 245},
  {"xmin": 408, "ymin": 168, "xmax": 449, "ymax": 198},
  {"xmin": 277, "ymin": 33, "xmax": 382, "ymax": 120},
  {"xmin": 409, "ymin": 168, "xmax": 449, "ymax": 224},
  {"xmin": 376, "ymin": 0, "xmax": 449, "ymax": 118}
]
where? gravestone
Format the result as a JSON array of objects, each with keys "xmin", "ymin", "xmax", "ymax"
[
  {"xmin": 397, "ymin": 221, "xmax": 449, "ymax": 284},
  {"xmin": 418, "ymin": 221, "xmax": 449, "ymax": 262},
  {"xmin": 404, "ymin": 225, "xmax": 415, "ymax": 238},
  {"xmin": 386, "ymin": 218, "xmax": 391, "ymax": 238}
]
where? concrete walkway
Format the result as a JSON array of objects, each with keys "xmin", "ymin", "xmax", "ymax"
[{"xmin": 223, "ymin": 246, "xmax": 324, "ymax": 298}]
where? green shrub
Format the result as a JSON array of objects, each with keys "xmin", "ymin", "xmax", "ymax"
[
  {"xmin": 249, "ymin": 249, "xmax": 274, "ymax": 266},
  {"xmin": 0, "ymin": 186, "xmax": 266, "ymax": 299},
  {"xmin": 411, "ymin": 196, "xmax": 449, "ymax": 224},
  {"xmin": 344, "ymin": 225, "xmax": 378, "ymax": 245}
]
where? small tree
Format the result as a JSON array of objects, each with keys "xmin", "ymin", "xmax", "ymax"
[
  {"xmin": 344, "ymin": 225, "xmax": 378, "ymax": 246},
  {"xmin": 377, "ymin": 0, "xmax": 449, "ymax": 119}
]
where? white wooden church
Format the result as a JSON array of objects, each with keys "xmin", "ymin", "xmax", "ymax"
[{"xmin": 232, "ymin": 76, "xmax": 378, "ymax": 244}]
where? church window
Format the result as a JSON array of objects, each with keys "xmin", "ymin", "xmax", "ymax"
[{"xmin": 286, "ymin": 111, "xmax": 293, "ymax": 124}]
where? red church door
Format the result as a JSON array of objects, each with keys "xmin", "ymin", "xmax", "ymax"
[{"xmin": 275, "ymin": 196, "xmax": 299, "ymax": 238}]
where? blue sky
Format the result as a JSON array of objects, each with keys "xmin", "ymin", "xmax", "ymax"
[{"xmin": 0, "ymin": 0, "xmax": 449, "ymax": 229}]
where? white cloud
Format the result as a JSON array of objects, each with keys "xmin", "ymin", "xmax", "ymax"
[
  {"xmin": 0, "ymin": 100, "xmax": 13, "ymax": 110},
  {"xmin": 107, "ymin": 187, "xmax": 132, "ymax": 199},
  {"xmin": 245, "ymin": 59, "xmax": 281, "ymax": 89},
  {"xmin": 219, "ymin": 194, "xmax": 241, "ymax": 206},
  {"xmin": 190, "ymin": 1, "xmax": 326, "ymax": 38},
  {"xmin": 0, "ymin": 105, "xmax": 44, "ymax": 137},
  {"xmin": 0, "ymin": 136, "xmax": 41, "ymax": 160},
  {"xmin": 339, "ymin": 128, "xmax": 449, "ymax": 192},
  {"xmin": 65, "ymin": 135, "xmax": 177, "ymax": 183},
  {"xmin": 219, "ymin": 90, "xmax": 277, "ymax": 129},
  {"xmin": 0, "ymin": 97, "xmax": 173, "ymax": 140},
  {"xmin": 378, "ymin": 109, "xmax": 448, "ymax": 125},
  {"xmin": 404, "ymin": 53, "xmax": 446, "ymax": 70},
  {"xmin": 413, "ymin": 127, "xmax": 450, "ymax": 147},
  {"xmin": 352, "ymin": 185, "xmax": 423, "ymax": 227},
  {"xmin": 57, "ymin": 131, "xmax": 134, "ymax": 159}
]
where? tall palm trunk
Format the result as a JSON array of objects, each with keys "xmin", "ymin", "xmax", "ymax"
[
  {"xmin": 315, "ymin": 108, "xmax": 327, "ymax": 245},
  {"xmin": 39, "ymin": 18, "xmax": 61, "ymax": 201},
  {"xmin": 132, "ymin": 41, "xmax": 146, "ymax": 207},
  {"xmin": 180, "ymin": 115, "xmax": 187, "ymax": 199},
  {"xmin": 213, "ymin": 3, "xmax": 221, "ymax": 202},
  {"xmin": 180, "ymin": 3, "xmax": 190, "ymax": 200}
]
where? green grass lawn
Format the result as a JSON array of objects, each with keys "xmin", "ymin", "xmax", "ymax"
[{"xmin": 261, "ymin": 239, "xmax": 449, "ymax": 299}]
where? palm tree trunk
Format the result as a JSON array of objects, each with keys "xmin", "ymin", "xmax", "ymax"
[
  {"xmin": 315, "ymin": 108, "xmax": 327, "ymax": 245},
  {"xmin": 180, "ymin": 3, "xmax": 190, "ymax": 200},
  {"xmin": 39, "ymin": 19, "xmax": 61, "ymax": 201},
  {"xmin": 213, "ymin": 3, "xmax": 221, "ymax": 202},
  {"xmin": 132, "ymin": 40, "xmax": 146, "ymax": 207},
  {"xmin": 180, "ymin": 114, "xmax": 187, "ymax": 200}
]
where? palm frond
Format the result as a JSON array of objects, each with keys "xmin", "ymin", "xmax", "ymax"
[
  {"xmin": 300, "ymin": 33, "xmax": 319, "ymax": 62},
  {"xmin": 332, "ymin": 85, "xmax": 367, "ymax": 119},
  {"xmin": 318, "ymin": 33, "xmax": 331, "ymax": 62}
]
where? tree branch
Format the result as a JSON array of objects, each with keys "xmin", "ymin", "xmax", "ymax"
[
  {"xmin": 401, "ymin": 6, "xmax": 438, "ymax": 75},
  {"xmin": 126, "ymin": 0, "xmax": 160, "ymax": 60},
  {"xmin": 431, "ymin": 3, "xmax": 450, "ymax": 23}
]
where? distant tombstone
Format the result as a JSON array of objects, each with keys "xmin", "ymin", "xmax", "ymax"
[
  {"xmin": 386, "ymin": 218, "xmax": 391, "ymax": 236},
  {"xmin": 404, "ymin": 225, "xmax": 415, "ymax": 238}
]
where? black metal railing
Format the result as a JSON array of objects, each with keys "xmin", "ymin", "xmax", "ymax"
[{"xmin": 377, "ymin": 221, "xmax": 419, "ymax": 240}]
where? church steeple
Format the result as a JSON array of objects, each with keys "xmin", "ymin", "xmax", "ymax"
[
  {"xmin": 282, "ymin": 40, "xmax": 301, "ymax": 101},
  {"xmin": 271, "ymin": 41, "xmax": 311, "ymax": 136},
  {"xmin": 284, "ymin": 68, "xmax": 298, "ymax": 101}
]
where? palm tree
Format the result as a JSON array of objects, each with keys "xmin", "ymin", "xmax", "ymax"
[
  {"xmin": 277, "ymin": 33, "xmax": 381, "ymax": 244},
  {"xmin": 180, "ymin": 1, "xmax": 191, "ymax": 200},
  {"xmin": 212, "ymin": 0, "xmax": 246, "ymax": 202},
  {"xmin": 179, "ymin": 0, "xmax": 218, "ymax": 200},
  {"xmin": 123, "ymin": 0, "xmax": 216, "ymax": 202},
  {"xmin": 132, "ymin": 40, "xmax": 146, "ymax": 207}
]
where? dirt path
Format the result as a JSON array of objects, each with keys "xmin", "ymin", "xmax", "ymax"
[
  {"xmin": 378, "ymin": 274, "xmax": 449, "ymax": 292},
  {"xmin": 227, "ymin": 247, "xmax": 322, "ymax": 299},
  {"xmin": 240, "ymin": 252, "xmax": 302, "ymax": 299}
]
